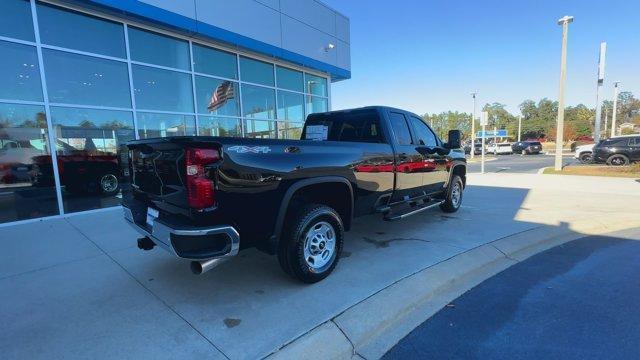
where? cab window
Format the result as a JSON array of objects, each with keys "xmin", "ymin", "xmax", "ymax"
[
  {"xmin": 409, "ymin": 116, "xmax": 437, "ymax": 147},
  {"xmin": 389, "ymin": 112, "xmax": 412, "ymax": 145}
]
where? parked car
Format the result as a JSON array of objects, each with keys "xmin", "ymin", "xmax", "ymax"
[
  {"xmin": 592, "ymin": 135, "xmax": 640, "ymax": 166},
  {"xmin": 123, "ymin": 106, "xmax": 467, "ymax": 283},
  {"xmin": 463, "ymin": 141, "xmax": 483, "ymax": 155},
  {"xmin": 511, "ymin": 141, "xmax": 542, "ymax": 155},
  {"xmin": 487, "ymin": 142, "xmax": 513, "ymax": 155},
  {"xmin": 574, "ymin": 143, "xmax": 595, "ymax": 163}
]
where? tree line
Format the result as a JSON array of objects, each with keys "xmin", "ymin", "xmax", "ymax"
[{"xmin": 422, "ymin": 91, "xmax": 640, "ymax": 141}]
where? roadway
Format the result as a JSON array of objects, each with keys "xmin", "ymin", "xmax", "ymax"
[
  {"xmin": 467, "ymin": 153, "xmax": 578, "ymax": 174},
  {"xmin": 383, "ymin": 227, "xmax": 640, "ymax": 360}
]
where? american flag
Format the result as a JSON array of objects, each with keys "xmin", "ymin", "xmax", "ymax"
[{"xmin": 207, "ymin": 81, "xmax": 235, "ymax": 112}]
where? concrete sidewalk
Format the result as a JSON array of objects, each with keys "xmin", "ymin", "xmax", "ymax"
[{"xmin": 1, "ymin": 173, "xmax": 639, "ymax": 359}]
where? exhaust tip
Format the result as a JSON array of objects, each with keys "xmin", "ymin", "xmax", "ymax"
[
  {"xmin": 190, "ymin": 261, "xmax": 204, "ymax": 275},
  {"xmin": 190, "ymin": 258, "xmax": 227, "ymax": 275}
]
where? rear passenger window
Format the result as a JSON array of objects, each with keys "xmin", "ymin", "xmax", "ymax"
[
  {"xmin": 409, "ymin": 116, "xmax": 437, "ymax": 147},
  {"xmin": 304, "ymin": 109, "xmax": 384, "ymax": 143},
  {"xmin": 630, "ymin": 137, "xmax": 640, "ymax": 147},
  {"xmin": 389, "ymin": 112, "xmax": 412, "ymax": 145}
]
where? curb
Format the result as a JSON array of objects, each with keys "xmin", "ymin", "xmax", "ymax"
[{"xmin": 266, "ymin": 219, "xmax": 640, "ymax": 360}]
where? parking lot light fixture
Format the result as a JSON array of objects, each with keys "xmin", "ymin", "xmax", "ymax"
[{"xmin": 555, "ymin": 15, "xmax": 573, "ymax": 171}]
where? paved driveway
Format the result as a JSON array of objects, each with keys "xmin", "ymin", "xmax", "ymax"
[
  {"xmin": 467, "ymin": 154, "xmax": 578, "ymax": 173},
  {"xmin": 384, "ymin": 227, "xmax": 640, "ymax": 359},
  {"xmin": 1, "ymin": 173, "xmax": 639, "ymax": 359}
]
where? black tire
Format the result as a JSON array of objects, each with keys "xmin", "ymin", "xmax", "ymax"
[
  {"xmin": 440, "ymin": 175, "xmax": 464, "ymax": 213},
  {"xmin": 278, "ymin": 203, "xmax": 344, "ymax": 283},
  {"xmin": 606, "ymin": 154, "xmax": 629, "ymax": 166},
  {"xmin": 579, "ymin": 152, "xmax": 592, "ymax": 163}
]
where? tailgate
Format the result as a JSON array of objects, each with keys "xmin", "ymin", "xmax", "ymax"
[{"xmin": 127, "ymin": 138, "xmax": 221, "ymax": 213}]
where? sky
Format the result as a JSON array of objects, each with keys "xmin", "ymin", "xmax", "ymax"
[{"xmin": 321, "ymin": 0, "xmax": 640, "ymax": 116}]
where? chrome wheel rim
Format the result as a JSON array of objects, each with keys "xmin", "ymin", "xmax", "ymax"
[
  {"xmin": 100, "ymin": 174, "xmax": 119, "ymax": 193},
  {"xmin": 303, "ymin": 221, "xmax": 336, "ymax": 270},
  {"xmin": 451, "ymin": 182, "xmax": 461, "ymax": 207},
  {"xmin": 611, "ymin": 157, "xmax": 624, "ymax": 166}
]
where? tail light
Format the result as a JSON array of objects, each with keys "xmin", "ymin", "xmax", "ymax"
[{"xmin": 185, "ymin": 148, "xmax": 219, "ymax": 209}]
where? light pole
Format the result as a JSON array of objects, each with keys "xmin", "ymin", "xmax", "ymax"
[
  {"xmin": 593, "ymin": 42, "xmax": 607, "ymax": 143},
  {"xmin": 480, "ymin": 111, "xmax": 488, "ymax": 174},
  {"xmin": 517, "ymin": 115, "xmax": 522, "ymax": 142},
  {"xmin": 555, "ymin": 15, "xmax": 573, "ymax": 171},
  {"xmin": 611, "ymin": 81, "xmax": 620, "ymax": 137},
  {"xmin": 470, "ymin": 92, "xmax": 477, "ymax": 159}
]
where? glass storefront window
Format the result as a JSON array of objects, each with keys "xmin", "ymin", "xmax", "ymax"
[
  {"xmin": 0, "ymin": 103, "xmax": 59, "ymax": 222},
  {"xmin": 305, "ymin": 74, "xmax": 328, "ymax": 96},
  {"xmin": 132, "ymin": 65, "xmax": 193, "ymax": 113},
  {"xmin": 0, "ymin": 0, "xmax": 35, "ymax": 42},
  {"xmin": 0, "ymin": 41, "xmax": 43, "ymax": 102},
  {"xmin": 137, "ymin": 112, "xmax": 195, "ymax": 139},
  {"xmin": 241, "ymin": 85, "xmax": 275, "ymax": 120},
  {"xmin": 37, "ymin": 3, "xmax": 126, "ymax": 58},
  {"xmin": 128, "ymin": 27, "xmax": 190, "ymax": 70},
  {"xmin": 277, "ymin": 91, "xmax": 304, "ymax": 121},
  {"xmin": 307, "ymin": 96, "xmax": 328, "ymax": 115},
  {"xmin": 49, "ymin": 107, "xmax": 134, "ymax": 213},
  {"xmin": 198, "ymin": 116, "xmax": 241, "ymax": 137},
  {"xmin": 244, "ymin": 119, "xmax": 277, "ymax": 139},
  {"xmin": 195, "ymin": 76, "xmax": 239, "ymax": 117},
  {"xmin": 277, "ymin": 121, "xmax": 303, "ymax": 140},
  {"xmin": 240, "ymin": 57, "xmax": 274, "ymax": 86},
  {"xmin": 44, "ymin": 49, "xmax": 131, "ymax": 107},
  {"xmin": 193, "ymin": 44, "xmax": 237, "ymax": 79},
  {"xmin": 276, "ymin": 66, "xmax": 303, "ymax": 92}
]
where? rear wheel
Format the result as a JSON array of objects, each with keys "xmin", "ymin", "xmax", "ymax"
[
  {"xmin": 440, "ymin": 175, "xmax": 464, "ymax": 213},
  {"xmin": 99, "ymin": 173, "xmax": 120, "ymax": 196},
  {"xmin": 606, "ymin": 154, "xmax": 629, "ymax": 166},
  {"xmin": 278, "ymin": 204, "xmax": 344, "ymax": 283}
]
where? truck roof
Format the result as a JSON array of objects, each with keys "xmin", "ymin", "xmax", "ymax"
[{"xmin": 312, "ymin": 106, "xmax": 422, "ymax": 118}]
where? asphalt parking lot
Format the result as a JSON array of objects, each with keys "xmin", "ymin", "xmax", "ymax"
[
  {"xmin": 384, "ymin": 227, "xmax": 640, "ymax": 360},
  {"xmin": 467, "ymin": 154, "xmax": 577, "ymax": 173}
]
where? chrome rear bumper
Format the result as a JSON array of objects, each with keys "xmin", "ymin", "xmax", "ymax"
[{"xmin": 123, "ymin": 207, "xmax": 239, "ymax": 260}]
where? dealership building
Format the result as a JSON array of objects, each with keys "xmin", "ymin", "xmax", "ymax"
[{"xmin": 0, "ymin": 0, "xmax": 350, "ymax": 225}]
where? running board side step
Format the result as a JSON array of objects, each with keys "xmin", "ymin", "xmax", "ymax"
[{"xmin": 383, "ymin": 200, "xmax": 445, "ymax": 221}]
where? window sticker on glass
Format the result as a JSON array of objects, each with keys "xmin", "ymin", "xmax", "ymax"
[{"xmin": 305, "ymin": 125, "xmax": 328, "ymax": 141}]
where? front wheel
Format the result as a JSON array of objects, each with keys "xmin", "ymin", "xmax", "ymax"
[
  {"xmin": 278, "ymin": 204, "xmax": 344, "ymax": 283},
  {"xmin": 440, "ymin": 175, "xmax": 464, "ymax": 213},
  {"xmin": 579, "ymin": 152, "xmax": 592, "ymax": 163}
]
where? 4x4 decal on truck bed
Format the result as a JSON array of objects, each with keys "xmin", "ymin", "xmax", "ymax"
[{"xmin": 228, "ymin": 145, "xmax": 272, "ymax": 154}]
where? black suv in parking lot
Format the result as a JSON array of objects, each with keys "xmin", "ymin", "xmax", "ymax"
[
  {"xmin": 593, "ymin": 135, "xmax": 640, "ymax": 165},
  {"xmin": 511, "ymin": 141, "xmax": 542, "ymax": 155}
]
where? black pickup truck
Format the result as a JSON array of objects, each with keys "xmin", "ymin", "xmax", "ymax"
[{"xmin": 123, "ymin": 106, "xmax": 466, "ymax": 283}]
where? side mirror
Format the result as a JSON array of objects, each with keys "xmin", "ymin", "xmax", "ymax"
[{"xmin": 446, "ymin": 130, "xmax": 461, "ymax": 149}]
